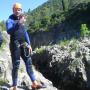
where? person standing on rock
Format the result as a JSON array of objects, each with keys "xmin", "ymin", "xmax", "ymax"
[{"xmin": 6, "ymin": 2, "xmax": 45, "ymax": 90}]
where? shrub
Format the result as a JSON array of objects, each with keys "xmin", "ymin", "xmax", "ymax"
[{"xmin": 80, "ymin": 24, "xmax": 90, "ymax": 37}]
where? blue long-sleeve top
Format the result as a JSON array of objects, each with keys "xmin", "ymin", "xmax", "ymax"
[{"xmin": 6, "ymin": 14, "xmax": 30, "ymax": 45}]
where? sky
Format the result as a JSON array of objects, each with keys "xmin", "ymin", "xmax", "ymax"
[{"xmin": 0, "ymin": 0, "xmax": 48, "ymax": 21}]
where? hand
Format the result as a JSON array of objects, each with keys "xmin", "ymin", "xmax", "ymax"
[
  {"xmin": 19, "ymin": 16, "xmax": 26, "ymax": 25},
  {"xmin": 28, "ymin": 45, "xmax": 32, "ymax": 54}
]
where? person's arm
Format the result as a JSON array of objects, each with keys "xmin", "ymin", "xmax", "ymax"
[
  {"xmin": 25, "ymin": 30, "xmax": 32, "ymax": 53},
  {"xmin": 6, "ymin": 19, "xmax": 19, "ymax": 34},
  {"xmin": 25, "ymin": 31, "xmax": 31, "ymax": 45}
]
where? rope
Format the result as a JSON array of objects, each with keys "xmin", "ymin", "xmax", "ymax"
[{"xmin": 24, "ymin": 47, "xmax": 30, "ymax": 57}]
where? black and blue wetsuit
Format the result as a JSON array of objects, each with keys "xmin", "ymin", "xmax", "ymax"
[{"xmin": 6, "ymin": 14, "xmax": 36, "ymax": 86}]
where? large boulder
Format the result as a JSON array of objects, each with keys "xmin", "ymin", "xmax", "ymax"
[
  {"xmin": 0, "ymin": 30, "xmax": 58, "ymax": 90},
  {"xmin": 32, "ymin": 38, "xmax": 90, "ymax": 90},
  {"xmin": 0, "ymin": 31, "xmax": 3, "ymax": 47}
]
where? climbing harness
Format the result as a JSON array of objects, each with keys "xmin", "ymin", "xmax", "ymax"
[{"xmin": 15, "ymin": 40, "xmax": 30, "ymax": 57}]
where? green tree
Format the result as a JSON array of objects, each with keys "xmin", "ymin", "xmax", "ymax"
[{"xmin": 0, "ymin": 21, "xmax": 6, "ymax": 31}]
